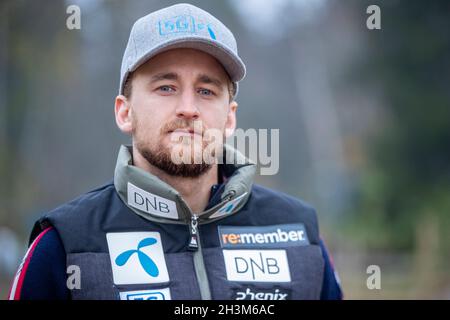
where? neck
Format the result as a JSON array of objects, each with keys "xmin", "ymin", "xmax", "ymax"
[{"xmin": 132, "ymin": 147, "xmax": 218, "ymax": 214}]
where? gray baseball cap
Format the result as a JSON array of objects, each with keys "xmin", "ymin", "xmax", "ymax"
[{"xmin": 119, "ymin": 3, "xmax": 246, "ymax": 98}]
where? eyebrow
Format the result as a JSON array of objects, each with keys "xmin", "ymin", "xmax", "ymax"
[
  {"xmin": 197, "ymin": 74, "xmax": 224, "ymax": 89},
  {"xmin": 150, "ymin": 72, "xmax": 178, "ymax": 83}
]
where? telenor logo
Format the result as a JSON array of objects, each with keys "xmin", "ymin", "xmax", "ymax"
[
  {"xmin": 115, "ymin": 238, "xmax": 159, "ymax": 277},
  {"xmin": 107, "ymin": 232, "xmax": 170, "ymax": 285},
  {"xmin": 219, "ymin": 224, "xmax": 310, "ymax": 248}
]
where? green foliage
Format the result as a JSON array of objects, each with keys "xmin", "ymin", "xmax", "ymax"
[{"xmin": 349, "ymin": 0, "xmax": 450, "ymax": 254}]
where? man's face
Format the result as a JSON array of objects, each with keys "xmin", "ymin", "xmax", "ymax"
[{"xmin": 116, "ymin": 48, "xmax": 237, "ymax": 177}]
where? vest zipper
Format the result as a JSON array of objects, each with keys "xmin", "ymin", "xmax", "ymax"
[
  {"xmin": 187, "ymin": 214, "xmax": 212, "ymax": 300},
  {"xmin": 185, "ymin": 192, "xmax": 237, "ymax": 298},
  {"xmin": 188, "ymin": 214, "xmax": 199, "ymax": 250}
]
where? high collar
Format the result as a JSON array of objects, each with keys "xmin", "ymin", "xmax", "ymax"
[{"xmin": 114, "ymin": 145, "xmax": 256, "ymax": 225}]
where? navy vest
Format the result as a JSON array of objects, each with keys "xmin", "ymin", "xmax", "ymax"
[{"xmin": 30, "ymin": 146, "xmax": 324, "ymax": 300}]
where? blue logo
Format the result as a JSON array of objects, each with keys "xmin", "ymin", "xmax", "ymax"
[
  {"xmin": 115, "ymin": 237, "xmax": 159, "ymax": 277},
  {"xmin": 219, "ymin": 203, "xmax": 234, "ymax": 214},
  {"xmin": 125, "ymin": 291, "xmax": 166, "ymax": 300},
  {"xmin": 158, "ymin": 15, "xmax": 216, "ymax": 40}
]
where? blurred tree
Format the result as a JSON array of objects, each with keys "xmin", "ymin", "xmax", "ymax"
[
  {"xmin": 348, "ymin": 0, "xmax": 450, "ymax": 263},
  {"xmin": 0, "ymin": 0, "xmax": 77, "ymax": 232}
]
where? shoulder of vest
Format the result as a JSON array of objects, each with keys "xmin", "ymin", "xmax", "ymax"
[
  {"xmin": 29, "ymin": 181, "xmax": 116, "ymax": 245},
  {"xmin": 249, "ymin": 184, "xmax": 321, "ymax": 239},
  {"xmin": 251, "ymin": 184, "xmax": 317, "ymax": 214}
]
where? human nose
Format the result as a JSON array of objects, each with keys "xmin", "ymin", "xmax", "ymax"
[{"xmin": 175, "ymin": 90, "xmax": 200, "ymax": 120}]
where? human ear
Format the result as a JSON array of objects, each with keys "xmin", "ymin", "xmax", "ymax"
[
  {"xmin": 224, "ymin": 101, "xmax": 238, "ymax": 138},
  {"xmin": 114, "ymin": 95, "xmax": 133, "ymax": 134}
]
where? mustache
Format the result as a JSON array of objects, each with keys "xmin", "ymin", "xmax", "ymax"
[{"xmin": 162, "ymin": 119, "xmax": 206, "ymax": 135}]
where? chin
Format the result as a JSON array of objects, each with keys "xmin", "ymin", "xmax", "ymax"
[{"xmin": 169, "ymin": 143, "xmax": 209, "ymax": 165}]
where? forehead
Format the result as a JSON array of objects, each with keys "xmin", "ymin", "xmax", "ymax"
[{"xmin": 135, "ymin": 48, "xmax": 230, "ymax": 83}]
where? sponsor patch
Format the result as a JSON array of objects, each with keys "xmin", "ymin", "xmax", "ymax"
[
  {"xmin": 209, "ymin": 193, "xmax": 248, "ymax": 219},
  {"xmin": 219, "ymin": 224, "xmax": 310, "ymax": 248},
  {"xmin": 223, "ymin": 249, "xmax": 291, "ymax": 282},
  {"xmin": 234, "ymin": 287, "xmax": 290, "ymax": 300},
  {"xmin": 127, "ymin": 182, "xmax": 178, "ymax": 219},
  {"xmin": 119, "ymin": 288, "xmax": 171, "ymax": 300},
  {"xmin": 107, "ymin": 232, "xmax": 170, "ymax": 285}
]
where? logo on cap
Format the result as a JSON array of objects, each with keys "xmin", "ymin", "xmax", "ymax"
[{"xmin": 158, "ymin": 15, "xmax": 216, "ymax": 39}]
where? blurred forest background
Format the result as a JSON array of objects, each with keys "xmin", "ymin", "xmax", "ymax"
[{"xmin": 0, "ymin": 0, "xmax": 449, "ymax": 299}]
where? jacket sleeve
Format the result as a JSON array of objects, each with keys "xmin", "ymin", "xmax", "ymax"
[
  {"xmin": 8, "ymin": 227, "xmax": 70, "ymax": 300},
  {"xmin": 319, "ymin": 239, "xmax": 343, "ymax": 300}
]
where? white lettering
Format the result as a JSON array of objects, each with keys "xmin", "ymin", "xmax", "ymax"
[
  {"xmin": 66, "ymin": 5, "xmax": 81, "ymax": 30},
  {"xmin": 366, "ymin": 5, "xmax": 381, "ymax": 30}
]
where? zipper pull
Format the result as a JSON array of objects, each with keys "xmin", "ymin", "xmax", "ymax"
[
  {"xmin": 224, "ymin": 190, "xmax": 236, "ymax": 201},
  {"xmin": 188, "ymin": 214, "xmax": 199, "ymax": 251}
]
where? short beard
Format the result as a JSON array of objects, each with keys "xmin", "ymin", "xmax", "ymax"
[
  {"xmin": 137, "ymin": 142, "xmax": 212, "ymax": 178},
  {"xmin": 133, "ymin": 118, "xmax": 213, "ymax": 178}
]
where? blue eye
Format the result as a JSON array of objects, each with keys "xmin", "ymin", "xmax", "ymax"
[
  {"xmin": 158, "ymin": 85, "xmax": 174, "ymax": 92},
  {"xmin": 198, "ymin": 88, "xmax": 213, "ymax": 96}
]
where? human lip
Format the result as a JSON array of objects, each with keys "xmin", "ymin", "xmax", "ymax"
[
  {"xmin": 169, "ymin": 128, "xmax": 201, "ymax": 135},
  {"xmin": 169, "ymin": 129, "xmax": 195, "ymax": 134}
]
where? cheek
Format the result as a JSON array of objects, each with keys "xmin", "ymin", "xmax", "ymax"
[
  {"xmin": 138, "ymin": 116, "xmax": 164, "ymax": 139},
  {"xmin": 201, "ymin": 104, "xmax": 230, "ymax": 128},
  {"xmin": 132, "ymin": 109, "xmax": 162, "ymax": 141},
  {"xmin": 132, "ymin": 97, "xmax": 170, "ymax": 132}
]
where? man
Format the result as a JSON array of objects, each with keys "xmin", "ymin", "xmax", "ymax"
[{"xmin": 9, "ymin": 3, "xmax": 342, "ymax": 300}]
